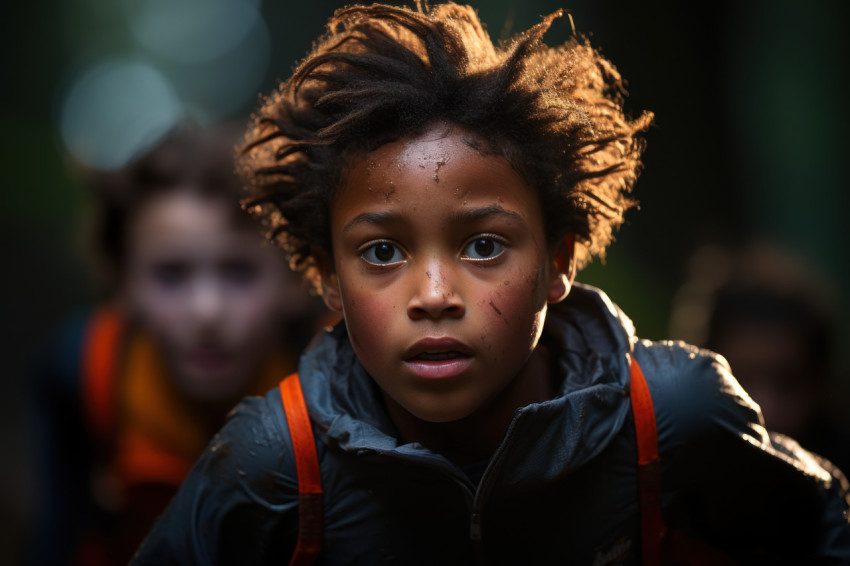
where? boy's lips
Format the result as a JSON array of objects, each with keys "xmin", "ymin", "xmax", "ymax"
[{"xmin": 403, "ymin": 337, "xmax": 473, "ymax": 379}]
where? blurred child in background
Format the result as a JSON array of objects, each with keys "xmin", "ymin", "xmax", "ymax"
[
  {"xmin": 31, "ymin": 125, "xmax": 330, "ymax": 566},
  {"xmin": 670, "ymin": 241, "xmax": 850, "ymax": 474}
]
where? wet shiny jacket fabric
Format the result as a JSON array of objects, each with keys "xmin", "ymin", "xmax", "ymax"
[{"xmin": 132, "ymin": 284, "xmax": 850, "ymax": 565}]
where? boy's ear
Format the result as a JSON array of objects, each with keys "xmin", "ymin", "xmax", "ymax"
[
  {"xmin": 315, "ymin": 252, "xmax": 343, "ymax": 313},
  {"xmin": 547, "ymin": 234, "xmax": 576, "ymax": 304}
]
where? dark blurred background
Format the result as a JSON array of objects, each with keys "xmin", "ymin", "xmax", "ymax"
[{"xmin": 1, "ymin": 0, "xmax": 848, "ymax": 562}]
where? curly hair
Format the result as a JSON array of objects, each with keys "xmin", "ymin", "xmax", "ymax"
[{"xmin": 240, "ymin": 2, "xmax": 652, "ymax": 291}]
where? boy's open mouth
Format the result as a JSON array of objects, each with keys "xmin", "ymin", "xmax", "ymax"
[
  {"xmin": 404, "ymin": 347, "xmax": 473, "ymax": 380},
  {"xmin": 412, "ymin": 351, "xmax": 469, "ymax": 362}
]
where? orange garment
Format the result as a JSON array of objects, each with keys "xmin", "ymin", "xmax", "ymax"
[
  {"xmin": 78, "ymin": 305, "xmax": 292, "ymax": 565},
  {"xmin": 117, "ymin": 331, "xmax": 287, "ymax": 488}
]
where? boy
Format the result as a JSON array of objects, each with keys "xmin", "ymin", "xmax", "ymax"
[
  {"xmin": 32, "ymin": 125, "xmax": 327, "ymax": 566},
  {"xmin": 133, "ymin": 4, "xmax": 850, "ymax": 564}
]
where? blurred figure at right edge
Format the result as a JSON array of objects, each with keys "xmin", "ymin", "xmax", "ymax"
[{"xmin": 670, "ymin": 241, "xmax": 850, "ymax": 475}]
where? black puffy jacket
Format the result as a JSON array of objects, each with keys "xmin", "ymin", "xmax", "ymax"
[{"xmin": 133, "ymin": 285, "xmax": 850, "ymax": 565}]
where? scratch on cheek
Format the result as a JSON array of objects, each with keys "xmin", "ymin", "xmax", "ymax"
[
  {"xmin": 426, "ymin": 270, "xmax": 431, "ymax": 279},
  {"xmin": 488, "ymin": 300, "xmax": 502, "ymax": 315},
  {"xmin": 489, "ymin": 300, "xmax": 510, "ymax": 326}
]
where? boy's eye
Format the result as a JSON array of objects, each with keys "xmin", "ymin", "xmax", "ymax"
[
  {"xmin": 462, "ymin": 237, "xmax": 504, "ymax": 260},
  {"xmin": 361, "ymin": 242, "xmax": 403, "ymax": 265}
]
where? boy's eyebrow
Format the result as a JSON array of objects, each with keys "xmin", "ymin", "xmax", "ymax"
[
  {"xmin": 453, "ymin": 205, "xmax": 524, "ymax": 224},
  {"xmin": 342, "ymin": 211, "xmax": 402, "ymax": 234},
  {"xmin": 343, "ymin": 206, "xmax": 525, "ymax": 234}
]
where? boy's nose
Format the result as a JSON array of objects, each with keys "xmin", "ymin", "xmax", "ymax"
[{"xmin": 407, "ymin": 265, "xmax": 465, "ymax": 320}]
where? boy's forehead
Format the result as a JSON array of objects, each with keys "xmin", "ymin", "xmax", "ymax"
[
  {"xmin": 331, "ymin": 126, "xmax": 544, "ymax": 232},
  {"xmin": 346, "ymin": 124, "xmax": 497, "ymax": 185}
]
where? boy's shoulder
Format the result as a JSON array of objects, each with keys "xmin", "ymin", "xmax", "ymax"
[
  {"xmin": 632, "ymin": 338, "xmax": 767, "ymax": 444},
  {"xmin": 131, "ymin": 390, "xmax": 302, "ymax": 564},
  {"xmin": 633, "ymin": 338, "xmax": 738, "ymax": 394},
  {"xmin": 637, "ymin": 342, "xmax": 850, "ymax": 556},
  {"xmin": 212, "ymin": 388, "xmax": 298, "ymax": 476},
  {"xmin": 634, "ymin": 337, "xmax": 844, "ymax": 492},
  {"xmin": 175, "ymin": 387, "xmax": 301, "ymax": 509}
]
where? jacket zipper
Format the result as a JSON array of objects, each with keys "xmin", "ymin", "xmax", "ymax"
[{"xmin": 468, "ymin": 410, "xmax": 526, "ymax": 544}]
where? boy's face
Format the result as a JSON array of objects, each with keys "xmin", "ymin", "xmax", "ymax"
[
  {"xmin": 124, "ymin": 192, "xmax": 303, "ymax": 403},
  {"xmin": 324, "ymin": 124, "xmax": 569, "ymax": 423}
]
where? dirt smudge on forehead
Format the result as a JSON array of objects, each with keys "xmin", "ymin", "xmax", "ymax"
[{"xmin": 433, "ymin": 159, "xmax": 447, "ymax": 183}]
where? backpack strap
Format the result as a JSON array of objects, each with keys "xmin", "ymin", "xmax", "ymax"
[
  {"xmin": 279, "ymin": 373, "xmax": 323, "ymax": 566},
  {"xmin": 629, "ymin": 355, "xmax": 665, "ymax": 566},
  {"xmin": 81, "ymin": 305, "xmax": 124, "ymax": 445}
]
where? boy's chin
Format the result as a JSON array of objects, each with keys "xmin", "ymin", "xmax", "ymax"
[
  {"xmin": 403, "ymin": 402, "xmax": 479, "ymax": 424},
  {"xmin": 413, "ymin": 411, "xmax": 470, "ymax": 424},
  {"xmin": 382, "ymin": 391, "xmax": 471, "ymax": 424}
]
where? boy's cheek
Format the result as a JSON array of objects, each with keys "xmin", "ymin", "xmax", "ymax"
[
  {"xmin": 341, "ymin": 290, "xmax": 396, "ymax": 350},
  {"xmin": 484, "ymin": 269, "xmax": 546, "ymax": 320}
]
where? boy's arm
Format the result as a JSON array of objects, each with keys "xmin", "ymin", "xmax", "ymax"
[
  {"xmin": 131, "ymin": 392, "xmax": 301, "ymax": 565},
  {"xmin": 635, "ymin": 341, "xmax": 850, "ymax": 562}
]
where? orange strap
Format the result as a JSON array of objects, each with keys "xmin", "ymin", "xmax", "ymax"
[
  {"xmin": 81, "ymin": 306, "xmax": 123, "ymax": 445},
  {"xmin": 629, "ymin": 355, "xmax": 665, "ymax": 566},
  {"xmin": 279, "ymin": 373, "xmax": 323, "ymax": 566}
]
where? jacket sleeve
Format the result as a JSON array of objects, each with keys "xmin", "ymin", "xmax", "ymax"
[
  {"xmin": 635, "ymin": 340, "xmax": 850, "ymax": 563},
  {"xmin": 131, "ymin": 392, "xmax": 301, "ymax": 566}
]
